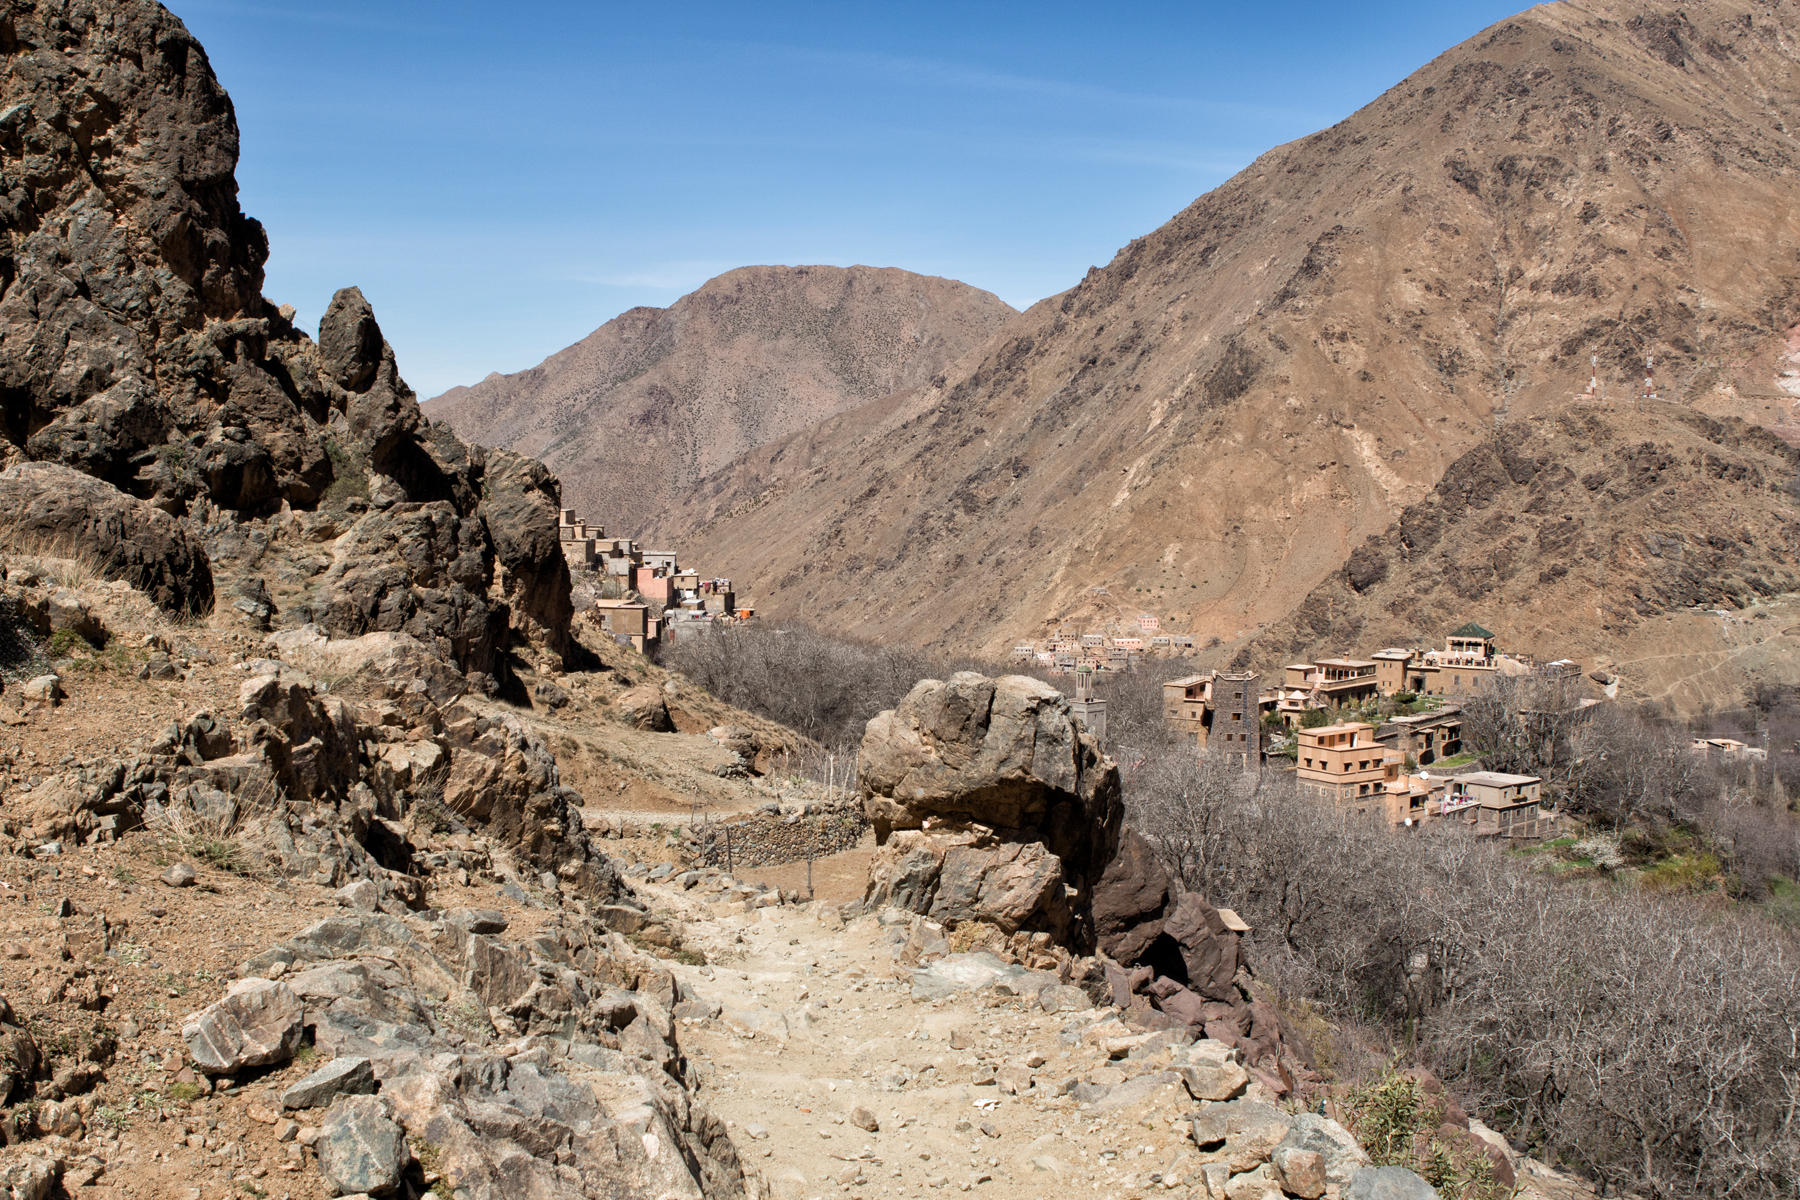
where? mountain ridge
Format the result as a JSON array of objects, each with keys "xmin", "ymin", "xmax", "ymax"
[{"xmin": 425, "ymin": 264, "xmax": 1017, "ymax": 537}]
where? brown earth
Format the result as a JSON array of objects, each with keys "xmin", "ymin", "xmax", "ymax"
[
  {"xmin": 424, "ymin": 266, "xmax": 1016, "ymax": 538},
  {"xmin": 659, "ymin": 0, "xmax": 1800, "ymax": 709},
  {"xmin": 1243, "ymin": 399, "xmax": 1800, "ymax": 705}
]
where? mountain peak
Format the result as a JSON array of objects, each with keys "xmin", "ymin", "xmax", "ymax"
[{"xmin": 425, "ymin": 264, "xmax": 1016, "ymax": 536}]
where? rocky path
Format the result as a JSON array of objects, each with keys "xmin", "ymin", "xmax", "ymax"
[
  {"xmin": 626, "ymin": 855, "xmax": 1609, "ymax": 1200},
  {"xmin": 655, "ymin": 883, "xmax": 1214, "ymax": 1200}
]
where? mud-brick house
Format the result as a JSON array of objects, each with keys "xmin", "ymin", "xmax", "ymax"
[
  {"xmin": 1295, "ymin": 722, "xmax": 1401, "ymax": 804},
  {"xmin": 1440, "ymin": 771, "xmax": 1558, "ymax": 839},
  {"xmin": 589, "ymin": 599, "xmax": 659, "ymax": 652},
  {"xmin": 1375, "ymin": 708, "xmax": 1464, "ymax": 766}
]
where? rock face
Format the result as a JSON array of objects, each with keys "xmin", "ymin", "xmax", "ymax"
[
  {"xmin": 0, "ymin": 0, "xmax": 572, "ymax": 674},
  {"xmin": 426, "ymin": 264, "xmax": 1016, "ymax": 538},
  {"xmin": 859, "ymin": 673, "xmax": 1121, "ymax": 950},
  {"xmin": 0, "ymin": 464, "xmax": 214, "ymax": 615}
]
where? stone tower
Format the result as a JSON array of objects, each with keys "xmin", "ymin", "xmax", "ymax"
[{"xmin": 1209, "ymin": 671, "xmax": 1261, "ymax": 771}]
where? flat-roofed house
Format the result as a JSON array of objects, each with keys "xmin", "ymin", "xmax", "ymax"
[
  {"xmin": 1267, "ymin": 657, "xmax": 1381, "ymax": 725},
  {"xmin": 1372, "ymin": 649, "xmax": 1413, "ymax": 696},
  {"xmin": 590, "ymin": 599, "xmax": 656, "ymax": 651},
  {"xmin": 1374, "ymin": 771, "xmax": 1448, "ymax": 828},
  {"xmin": 1295, "ymin": 722, "xmax": 1402, "ymax": 804},
  {"xmin": 1411, "ymin": 623, "xmax": 1501, "ymax": 697},
  {"xmin": 1375, "ymin": 708, "xmax": 1465, "ymax": 766},
  {"xmin": 1440, "ymin": 771, "xmax": 1557, "ymax": 839},
  {"xmin": 1163, "ymin": 674, "xmax": 1214, "ymax": 743}
]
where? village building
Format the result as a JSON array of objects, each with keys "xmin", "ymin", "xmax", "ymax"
[
  {"xmin": 1294, "ymin": 722, "xmax": 1401, "ymax": 804},
  {"xmin": 1372, "ymin": 649, "xmax": 1413, "ymax": 696},
  {"xmin": 1373, "ymin": 707, "xmax": 1464, "ymax": 766},
  {"xmin": 1210, "ymin": 671, "xmax": 1261, "ymax": 769},
  {"xmin": 1690, "ymin": 736, "xmax": 1769, "ymax": 762},
  {"xmin": 1376, "ymin": 772, "xmax": 1448, "ymax": 828},
  {"xmin": 588, "ymin": 599, "xmax": 659, "ymax": 652},
  {"xmin": 1262, "ymin": 657, "xmax": 1381, "ymax": 726},
  {"xmin": 1400, "ymin": 622, "xmax": 1512, "ymax": 696},
  {"xmin": 1439, "ymin": 771, "xmax": 1558, "ymax": 839},
  {"xmin": 1163, "ymin": 674, "xmax": 1215, "ymax": 743},
  {"xmin": 1069, "ymin": 668, "xmax": 1108, "ymax": 744},
  {"xmin": 1160, "ymin": 670, "xmax": 1261, "ymax": 763}
]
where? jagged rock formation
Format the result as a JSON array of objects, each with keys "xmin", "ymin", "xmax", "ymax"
[
  {"xmin": 426, "ymin": 265, "xmax": 1016, "ymax": 539},
  {"xmin": 1246, "ymin": 403, "xmax": 1800, "ymax": 672},
  {"xmin": 222, "ymin": 909, "xmax": 744, "ymax": 1200},
  {"xmin": 0, "ymin": 0, "xmax": 570, "ymax": 674},
  {"xmin": 664, "ymin": 0, "xmax": 1800, "ymax": 675},
  {"xmin": 4, "ymin": 622, "xmax": 628, "ymax": 904}
]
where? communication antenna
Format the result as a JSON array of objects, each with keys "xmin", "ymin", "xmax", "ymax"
[
  {"xmin": 1643, "ymin": 354, "xmax": 1658, "ymax": 402},
  {"xmin": 1588, "ymin": 355, "xmax": 1599, "ymax": 398}
]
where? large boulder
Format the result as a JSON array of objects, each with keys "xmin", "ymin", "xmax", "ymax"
[
  {"xmin": 317, "ymin": 1094, "xmax": 407, "ymax": 1197},
  {"xmin": 863, "ymin": 829, "xmax": 1073, "ymax": 939},
  {"xmin": 858, "ymin": 673, "xmax": 1121, "ymax": 950},
  {"xmin": 1162, "ymin": 894, "xmax": 1242, "ymax": 1003},
  {"xmin": 0, "ymin": 464, "xmax": 214, "ymax": 614},
  {"xmin": 861, "ymin": 672, "xmax": 1121, "ymax": 876},
  {"xmin": 1347, "ymin": 1166, "xmax": 1440, "ymax": 1200},
  {"xmin": 181, "ymin": 978, "xmax": 304, "ymax": 1074}
]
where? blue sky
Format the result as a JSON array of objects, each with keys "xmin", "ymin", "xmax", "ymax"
[{"xmin": 172, "ymin": 1, "xmax": 1530, "ymax": 397}]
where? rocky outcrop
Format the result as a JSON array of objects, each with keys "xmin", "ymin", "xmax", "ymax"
[
  {"xmin": 0, "ymin": 0, "xmax": 574, "ymax": 675},
  {"xmin": 229, "ymin": 908, "xmax": 743, "ymax": 1199},
  {"xmin": 181, "ymin": 978, "xmax": 305, "ymax": 1074},
  {"xmin": 0, "ymin": 464, "xmax": 214, "ymax": 615},
  {"xmin": 858, "ymin": 673, "xmax": 1121, "ymax": 951},
  {"xmin": 857, "ymin": 673, "xmax": 1314, "ymax": 1089},
  {"xmin": 2, "ymin": 626, "xmax": 626, "ymax": 908}
]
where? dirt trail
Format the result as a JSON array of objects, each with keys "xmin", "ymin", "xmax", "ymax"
[
  {"xmin": 626, "ymin": 848, "xmax": 1607, "ymax": 1200},
  {"xmin": 648, "ymin": 877, "xmax": 1206, "ymax": 1200}
]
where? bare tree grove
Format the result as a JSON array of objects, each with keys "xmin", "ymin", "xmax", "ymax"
[{"xmin": 1126, "ymin": 763, "xmax": 1800, "ymax": 1200}]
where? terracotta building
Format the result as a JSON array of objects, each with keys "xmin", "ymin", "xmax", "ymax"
[{"xmin": 1295, "ymin": 722, "xmax": 1402, "ymax": 804}]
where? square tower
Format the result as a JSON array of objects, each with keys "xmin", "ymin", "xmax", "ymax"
[{"xmin": 1209, "ymin": 670, "xmax": 1261, "ymax": 770}]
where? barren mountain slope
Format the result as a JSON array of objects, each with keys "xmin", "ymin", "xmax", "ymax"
[
  {"xmin": 667, "ymin": 0, "xmax": 1800, "ymax": 660},
  {"xmin": 1243, "ymin": 400, "xmax": 1800, "ymax": 707},
  {"xmin": 426, "ymin": 266, "xmax": 1015, "ymax": 536}
]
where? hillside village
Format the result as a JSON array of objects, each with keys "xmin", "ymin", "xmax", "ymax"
[{"xmin": 559, "ymin": 508, "xmax": 753, "ymax": 651}]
